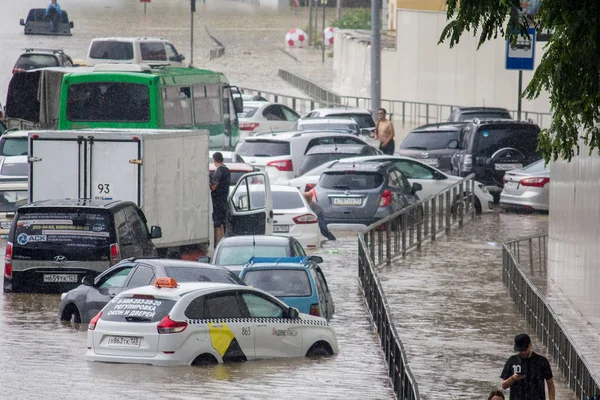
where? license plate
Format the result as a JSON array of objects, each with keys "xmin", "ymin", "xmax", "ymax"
[
  {"xmin": 332, "ymin": 197, "xmax": 362, "ymax": 206},
  {"xmin": 43, "ymin": 274, "xmax": 78, "ymax": 283},
  {"xmin": 504, "ymin": 181, "xmax": 518, "ymax": 190},
  {"xmin": 0, "ymin": 221, "xmax": 12, "ymax": 229},
  {"xmin": 108, "ymin": 336, "xmax": 141, "ymax": 348},
  {"xmin": 273, "ymin": 225, "xmax": 289, "ymax": 233},
  {"xmin": 421, "ymin": 158, "xmax": 438, "ymax": 166},
  {"xmin": 495, "ymin": 163, "xmax": 522, "ymax": 171}
]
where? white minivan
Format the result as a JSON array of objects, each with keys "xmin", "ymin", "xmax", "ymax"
[{"xmin": 86, "ymin": 37, "xmax": 186, "ymax": 67}]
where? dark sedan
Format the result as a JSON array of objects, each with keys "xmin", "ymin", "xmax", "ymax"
[{"xmin": 59, "ymin": 258, "xmax": 244, "ymax": 324}]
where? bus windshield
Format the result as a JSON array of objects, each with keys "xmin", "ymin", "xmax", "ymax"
[{"xmin": 66, "ymin": 82, "xmax": 150, "ymax": 122}]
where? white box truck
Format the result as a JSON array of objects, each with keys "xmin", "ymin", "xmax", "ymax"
[{"xmin": 27, "ymin": 129, "xmax": 212, "ymax": 257}]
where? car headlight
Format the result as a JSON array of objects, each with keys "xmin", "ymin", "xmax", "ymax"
[{"xmin": 477, "ymin": 184, "xmax": 488, "ymax": 193}]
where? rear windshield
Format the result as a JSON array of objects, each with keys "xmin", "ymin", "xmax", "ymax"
[
  {"xmin": 1, "ymin": 161, "xmax": 28, "ymax": 177},
  {"xmin": 299, "ymin": 122, "xmax": 356, "ymax": 132},
  {"xmin": 458, "ymin": 111, "xmax": 512, "ymax": 122},
  {"xmin": 272, "ymin": 191, "xmax": 304, "ymax": 210},
  {"xmin": 66, "ymin": 82, "xmax": 150, "ymax": 122},
  {"xmin": 327, "ymin": 113, "xmax": 375, "ymax": 129},
  {"xmin": 243, "ymin": 269, "xmax": 312, "ymax": 297},
  {"xmin": 15, "ymin": 54, "xmax": 59, "ymax": 70},
  {"xmin": 101, "ymin": 297, "xmax": 176, "ymax": 322},
  {"xmin": 473, "ymin": 126, "xmax": 540, "ymax": 157},
  {"xmin": 238, "ymin": 106, "xmax": 259, "ymax": 119},
  {"xmin": 297, "ymin": 153, "xmax": 355, "ymax": 177},
  {"xmin": 237, "ymin": 140, "xmax": 290, "ymax": 157},
  {"xmin": 215, "ymin": 245, "xmax": 289, "ymax": 265},
  {"xmin": 319, "ymin": 171, "xmax": 384, "ymax": 190},
  {"xmin": 164, "ymin": 266, "xmax": 244, "ymax": 285},
  {"xmin": 0, "ymin": 190, "xmax": 28, "ymax": 212},
  {"xmin": 89, "ymin": 41, "xmax": 134, "ymax": 60},
  {"xmin": 0, "ymin": 138, "xmax": 28, "ymax": 157},
  {"xmin": 400, "ymin": 130, "xmax": 459, "ymax": 151}
]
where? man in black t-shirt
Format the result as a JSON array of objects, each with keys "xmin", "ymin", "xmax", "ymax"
[
  {"xmin": 209, "ymin": 152, "xmax": 230, "ymax": 246},
  {"xmin": 500, "ymin": 333, "xmax": 555, "ymax": 400}
]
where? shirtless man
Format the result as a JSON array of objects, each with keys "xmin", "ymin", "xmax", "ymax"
[{"xmin": 373, "ymin": 108, "xmax": 395, "ymax": 155}]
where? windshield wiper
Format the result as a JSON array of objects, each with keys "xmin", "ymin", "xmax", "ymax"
[
  {"xmin": 253, "ymin": 154, "xmax": 272, "ymax": 157},
  {"xmin": 404, "ymin": 146, "xmax": 428, "ymax": 150},
  {"xmin": 125, "ymin": 316, "xmax": 152, "ymax": 322}
]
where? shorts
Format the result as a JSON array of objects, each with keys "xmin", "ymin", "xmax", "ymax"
[
  {"xmin": 379, "ymin": 139, "xmax": 395, "ymax": 156},
  {"xmin": 212, "ymin": 205, "xmax": 227, "ymax": 227}
]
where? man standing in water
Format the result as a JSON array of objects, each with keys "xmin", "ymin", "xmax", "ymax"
[
  {"xmin": 373, "ymin": 108, "xmax": 395, "ymax": 155},
  {"xmin": 45, "ymin": 0, "xmax": 62, "ymax": 32},
  {"xmin": 210, "ymin": 152, "xmax": 230, "ymax": 246}
]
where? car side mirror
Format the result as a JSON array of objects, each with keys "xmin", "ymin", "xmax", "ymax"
[
  {"xmin": 150, "ymin": 225, "xmax": 162, "ymax": 239},
  {"xmin": 179, "ymin": 54, "xmax": 186, "ymax": 61},
  {"xmin": 412, "ymin": 182, "xmax": 423, "ymax": 194},
  {"xmin": 81, "ymin": 276, "xmax": 95, "ymax": 287},
  {"xmin": 20, "ymin": 19, "xmax": 25, "ymax": 26},
  {"xmin": 233, "ymin": 96, "xmax": 243, "ymax": 115},
  {"xmin": 360, "ymin": 128, "xmax": 370, "ymax": 136},
  {"xmin": 309, "ymin": 255, "xmax": 323, "ymax": 263},
  {"xmin": 197, "ymin": 256, "xmax": 211, "ymax": 263},
  {"xmin": 447, "ymin": 139, "xmax": 459, "ymax": 149},
  {"xmin": 288, "ymin": 307, "xmax": 299, "ymax": 319},
  {"xmin": 70, "ymin": 21, "xmax": 74, "ymax": 28}
]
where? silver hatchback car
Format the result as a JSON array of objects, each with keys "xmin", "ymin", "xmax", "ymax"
[{"xmin": 500, "ymin": 159, "xmax": 550, "ymax": 211}]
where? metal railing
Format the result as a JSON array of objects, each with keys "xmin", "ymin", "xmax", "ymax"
[
  {"xmin": 357, "ymin": 174, "xmax": 478, "ymax": 399},
  {"xmin": 502, "ymin": 235, "xmax": 600, "ymax": 399}
]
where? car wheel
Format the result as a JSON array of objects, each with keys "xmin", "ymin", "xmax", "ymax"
[
  {"xmin": 306, "ymin": 341, "xmax": 333, "ymax": 357},
  {"xmin": 451, "ymin": 193, "xmax": 482, "ymax": 215},
  {"xmin": 192, "ymin": 353, "xmax": 218, "ymax": 366},
  {"xmin": 60, "ymin": 304, "xmax": 82, "ymax": 324}
]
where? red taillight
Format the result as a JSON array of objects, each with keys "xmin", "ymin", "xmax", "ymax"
[
  {"xmin": 520, "ymin": 177, "xmax": 550, "ymax": 188},
  {"xmin": 293, "ymin": 213, "xmax": 318, "ymax": 224},
  {"xmin": 110, "ymin": 243, "xmax": 121, "ymax": 264},
  {"xmin": 304, "ymin": 183, "xmax": 316, "ymax": 192},
  {"xmin": 240, "ymin": 122, "xmax": 260, "ymax": 131},
  {"xmin": 4, "ymin": 242, "xmax": 13, "ymax": 279},
  {"xmin": 503, "ymin": 176, "xmax": 508, "ymax": 184},
  {"xmin": 267, "ymin": 159, "xmax": 293, "ymax": 171},
  {"xmin": 88, "ymin": 311, "xmax": 102, "ymax": 330},
  {"xmin": 157, "ymin": 315, "xmax": 188, "ymax": 334},
  {"xmin": 309, "ymin": 304, "xmax": 321, "ymax": 317},
  {"xmin": 12, "ymin": 68, "xmax": 26, "ymax": 74},
  {"xmin": 379, "ymin": 190, "xmax": 393, "ymax": 207}
]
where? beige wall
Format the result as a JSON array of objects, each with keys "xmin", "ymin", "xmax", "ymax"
[{"xmin": 389, "ymin": 0, "xmax": 447, "ymax": 30}]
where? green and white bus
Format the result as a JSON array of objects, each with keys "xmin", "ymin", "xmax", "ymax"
[{"xmin": 56, "ymin": 64, "xmax": 242, "ymax": 149}]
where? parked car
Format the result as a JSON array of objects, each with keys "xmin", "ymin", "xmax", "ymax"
[
  {"xmin": 241, "ymin": 94, "xmax": 268, "ymax": 102},
  {"xmin": 0, "ymin": 156, "xmax": 28, "ymax": 182},
  {"xmin": 201, "ymin": 235, "xmax": 307, "ymax": 275},
  {"xmin": 58, "ymin": 258, "xmax": 245, "ymax": 324},
  {"xmin": 236, "ymin": 131, "xmax": 370, "ymax": 183},
  {"xmin": 86, "ymin": 280, "xmax": 338, "ymax": 365},
  {"xmin": 0, "ymin": 130, "xmax": 28, "ymax": 157},
  {"xmin": 296, "ymin": 143, "xmax": 381, "ymax": 177},
  {"xmin": 447, "ymin": 107, "xmax": 512, "ymax": 122},
  {"xmin": 0, "ymin": 181, "xmax": 28, "ymax": 235},
  {"xmin": 293, "ymin": 117, "xmax": 361, "ymax": 136},
  {"xmin": 209, "ymin": 162, "xmax": 255, "ymax": 186},
  {"xmin": 238, "ymin": 101, "xmax": 300, "ymax": 137},
  {"xmin": 209, "ymin": 151, "xmax": 245, "ymax": 163},
  {"xmin": 396, "ymin": 122, "xmax": 468, "ymax": 173},
  {"xmin": 12, "ymin": 48, "xmax": 74, "ymax": 74},
  {"xmin": 239, "ymin": 256, "xmax": 334, "ymax": 321},
  {"xmin": 314, "ymin": 161, "xmax": 421, "ymax": 227},
  {"xmin": 85, "ymin": 37, "xmax": 186, "ymax": 67},
  {"xmin": 500, "ymin": 159, "xmax": 550, "ymax": 211},
  {"xmin": 20, "ymin": 8, "xmax": 74, "ymax": 36},
  {"xmin": 304, "ymin": 107, "xmax": 376, "ymax": 135},
  {"xmin": 450, "ymin": 119, "xmax": 542, "ymax": 201}
]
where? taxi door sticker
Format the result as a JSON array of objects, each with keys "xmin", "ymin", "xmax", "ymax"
[{"xmin": 208, "ymin": 322, "xmax": 247, "ymax": 362}]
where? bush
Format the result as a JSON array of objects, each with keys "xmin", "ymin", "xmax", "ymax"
[{"xmin": 330, "ymin": 9, "xmax": 371, "ymax": 30}]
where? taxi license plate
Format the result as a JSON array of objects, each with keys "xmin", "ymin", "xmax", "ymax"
[
  {"xmin": 421, "ymin": 158, "xmax": 438, "ymax": 166},
  {"xmin": 108, "ymin": 336, "xmax": 141, "ymax": 348},
  {"xmin": 43, "ymin": 274, "xmax": 78, "ymax": 283},
  {"xmin": 332, "ymin": 197, "xmax": 362, "ymax": 206},
  {"xmin": 495, "ymin": 163, "xmax": 522, "ymax": 171},
  {"xmin": 273, "ymin": 225, "xmax": 289, "ymax": 233}
]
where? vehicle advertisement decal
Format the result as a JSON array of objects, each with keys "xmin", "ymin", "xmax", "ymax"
[
  {"xmin": 209, "ymin": 322, "xmax": 247, "ymax": 361},
  {"xmin": 105, "ymin": 298, "xmax": 163, "ymax": 320}
]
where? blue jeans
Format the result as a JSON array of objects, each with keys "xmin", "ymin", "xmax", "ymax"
[{"xmin": 318, "ymin": 215, "xmax": 336, "ymax": 240}]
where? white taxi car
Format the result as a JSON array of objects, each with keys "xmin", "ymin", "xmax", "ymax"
[{"xmin": 86, "ymin": 278, "xmax": 338, "ymax": 366}]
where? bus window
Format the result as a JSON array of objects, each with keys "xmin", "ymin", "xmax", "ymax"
[
  {"xmin": 193, "ymin": 84, "xmax": 221, "ymax": 124},
  {"xmin": 163, "ymin": 86, "xmax": 192, "ymax": 127}
]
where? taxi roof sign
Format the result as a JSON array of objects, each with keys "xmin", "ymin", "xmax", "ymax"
[{"xmin": 154, "ymin": 277, "xmax": 178, "ymax": 288}]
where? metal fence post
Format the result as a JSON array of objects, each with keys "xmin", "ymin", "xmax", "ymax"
[
  {"xmin": 445, "ymin": 191, "xmax": 451, "ymax": 233},
  {"xmin": 431, "ymin": 197, "xmax": 437, "ymax": 241}
]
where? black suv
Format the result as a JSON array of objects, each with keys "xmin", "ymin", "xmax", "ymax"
[
  {"xmin": 4, "ymin": 199, "xmax": 162, "ymax": 293},
  {"xmin": 451, "ymin": 119, "xmax": 542, "ymax": 199},
  {"xmin": 447, "ymin": 107, "xmax": 512, "ymax": 122},
  {"xmin": 12, "ymin": 48, "xmax": 74, "ymax": 74}
]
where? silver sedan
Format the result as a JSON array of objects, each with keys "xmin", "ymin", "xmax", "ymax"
[{"xmin": 500, "ymin": 159, "xmax": 550, "ymax": 211}]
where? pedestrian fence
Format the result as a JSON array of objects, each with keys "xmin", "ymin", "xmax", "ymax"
[
  {"xmin": 502, "ymin": 235, "xmax": 600, "ymax": 399},
  {"xmin": 357, "ymin": 174, "xmax": 478, "ymax": 399},
  {"xmin": 206, "ymin": 27, "xmax": 225, "ymax": 60}
]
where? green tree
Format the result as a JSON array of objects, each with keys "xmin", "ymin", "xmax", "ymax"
[
  {"xmin": 439, "ymin": 0, "xmax": 600, "ymax": 162},
  {"xmin": 331, "ymin": 9, "xmax": 371, "ymax": 30}
]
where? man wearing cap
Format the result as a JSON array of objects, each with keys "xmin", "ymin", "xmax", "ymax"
[{"xmin": 500, "ymin": 333, "xmax": 555, "ymax": 400}]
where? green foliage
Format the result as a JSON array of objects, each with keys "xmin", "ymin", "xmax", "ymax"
[
  {"xmin": 439, "ymin": 0, "xmax": 600, "ymax": 162},
  {"xmin": 331, "ymin": 9, "xmax": 371, "ymax": 30}
]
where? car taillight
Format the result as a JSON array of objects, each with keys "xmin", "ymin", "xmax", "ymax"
[
  {"xmin": 379, "ymin": 190, "xmax": 393, "ymax": 207},
  {"xmin": 110, "ymin": 243, "xmax": 121, "ymax": 265},
  {"xmin": 12, "ymin": 68, "xmax": 26, "ymax": 74},
  {"xmin": 304, "ymin": 183, "xmax": 316, "ymax": 192},
  {"xmin": 88, "ymin": 311, "xmax": 102, "ymax": 330},
  {"xmin": 463, "ymin": 155, "xmax": 473, "ymax": 172},
  {"xmin": 520, "ymin": 177, "xmax": 550, "ymax": 187},
  {"xmin": 309, "ymin": 304, "xmax": 321, "ymax": 317},
  {"xmin": 503, "ymin": 175, "xmax": 508, "ymax": 184},
  {"xmin": 267, "ymin": 159, "xmax": 293, "ymax": 171},
  {"xmin": 293, "ymin": 213, "xmax": 318, "ymax": 224},
  {"xmin": 240, "ymin": 122, "xmax": 260, "ymax": 131},
  {"xmin": 4, "ymin": 242, "xmax": 13, "ymax": 279},
  {"xmin": 157, "ymin": 315, "xmax": 188, "ymax": 334}
]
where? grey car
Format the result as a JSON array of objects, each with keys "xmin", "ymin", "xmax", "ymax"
[
  {"xmin": 314, "ymin": 161, "xmax": 421, "ymax": 226},
  {"xmin": 296, "ymin": 143, "xmax": 382, "ymax": 177},
  {"xmin": 500, "ymin": 159, "xmax": 550, "ymax": 211},
  {"xmin": 396, "ymin": 122, "xmax": 467, "ymax": 173},
  {"xmin": 447, "ymin": 107, "xmax": 512, "ymax": 122},
  {"xmin": 58, "ymin": 258, "xmax": 244, "ymax": 324},
  {"xmin": 294, "ymin": 117, "xmax": 362, "ymax": 136}
]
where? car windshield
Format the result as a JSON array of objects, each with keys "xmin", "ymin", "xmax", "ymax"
[
  {"xmin": 297, "ymin": 153, "xmax": 356, "ymax": 176},
  {"xmin": 15, "ymin": 54, "xmax": 59, "ymax": 70},
  {"xmin": 89, "ymin": 41, "xmax": 134, "ymax": 60},
  {"xmin": 327, "ymin": 113, "xmax": 375, "ymax": 129},
  {"xmin": 238, "ymin": 106, "xmax": 259, "ymax": 119},
  {"xmin": 0, "ymin": 138, "xmax": 28, "ymax": 157},
  {"xmin": 236, "ymin": 140, "xmax": 290, "ymax": 157},
  {"xmin": 243, "ymin": 269, "xmax": 312, "ymax": 297},
  {"xmin": 1, "ymin": 161, "xmax": 28, "ymax": 177},
  {"xmin": 319, "ymin": 171, "xmax": 384, "ymax": 190},
  {"xmin": 0, "ymin": 190, "xmax": 28, "ymax": 212},
  {"xmin": 164, "ymin": 266, "xmax": 244, "ymax": 285},
  {"xmin": 458, "ymin": 111, "xmax": 512, "ymax": 122},
  {"xmin": 100, "ymin": 297, "xmax": 176, "ymax": 322},
  {"xmin": 272, "ymin": 191, "xmax": 305, "ymax": 210},
  {"xmin": 400, "ymin": 130, "xmax": 459, "ymax": 150},
  {"xmin": 473, "ymin": 126, "xmax": 540, "ymax": 157},
  {"xmin": 299, "ymin": 122, "xmax": 356, "ymax": 132},
  {"xmin": 215, "ymin": 244, "xmax": 289, "ymax": 265}
]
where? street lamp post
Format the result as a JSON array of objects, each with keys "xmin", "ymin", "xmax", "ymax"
[{"xmin": 370, "ymin": 0, "xmax": 381, "ymax": 113}]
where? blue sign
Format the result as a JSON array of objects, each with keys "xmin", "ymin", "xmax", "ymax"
[{"xmin": 506, "ymin": 27, "xmax": 536, "ymax": 71}]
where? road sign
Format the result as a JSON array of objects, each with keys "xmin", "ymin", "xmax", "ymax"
[{"xmin": 506, "ymin": 27, "xmax": 536, "ymax": 70}]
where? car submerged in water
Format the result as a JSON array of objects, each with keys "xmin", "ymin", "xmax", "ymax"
[{"xmin": 20, "ymin": 8, "xmax": 74, "ymax": 36}]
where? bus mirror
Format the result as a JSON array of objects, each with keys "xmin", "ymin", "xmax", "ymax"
[{"xmin": 233, "ymin": 96, "xmax": 243, "ymax": 114}]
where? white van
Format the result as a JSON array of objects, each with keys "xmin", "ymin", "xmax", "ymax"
[{"xmin": 86, "ymin": 37, "xmax": 187, "ymax": 68}]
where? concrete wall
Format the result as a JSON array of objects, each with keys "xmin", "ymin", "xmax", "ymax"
[
  {"xmin": 333, "ymin": 9, "xmax": 551, "ymax": 118},
  {"xmin": 388, "ymin": 0, "xmax": 447, "ymax": 30},
  {"xmin": 548, "ymin": 140, "xmax": 600, "ymax": 332}
]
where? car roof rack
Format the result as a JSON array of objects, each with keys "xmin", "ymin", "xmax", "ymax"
[
  {"xmin": 92, "ymin": 63, "xmax": 152, "ymax": 73},
  {"xmin": 23, "ymin": 48, "xmax": 64, "ymax": 54},
  {"xmin": 246, "ymin": 256, "xmax": 308, "ymax": 266}
]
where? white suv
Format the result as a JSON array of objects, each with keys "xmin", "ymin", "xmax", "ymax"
[
  {"xmin": 235, "ymin": 131, "xmax": 372, "ymax": 182},
  {"xmin": 86, "ymin": 37, "xmax": 186, "ymax": 68}
]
